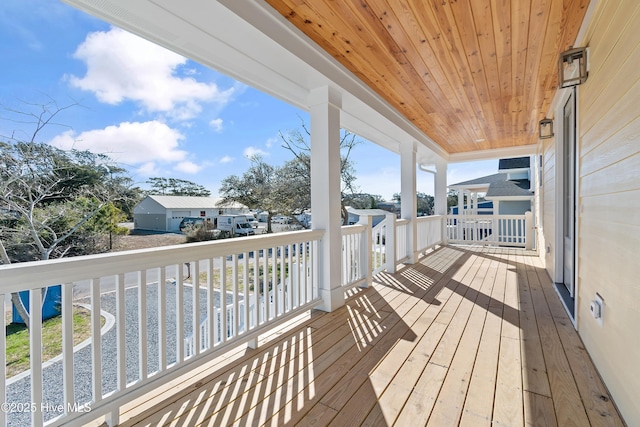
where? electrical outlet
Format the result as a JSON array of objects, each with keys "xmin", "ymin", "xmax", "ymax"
[{"xmin": 590, "ymin": 293, "xmax": 604, "ymax": 326}]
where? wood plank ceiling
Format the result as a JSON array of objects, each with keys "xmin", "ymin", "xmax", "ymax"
[{"xmin": 265, "ymin": 0, "xmax": 590, "ymax": 154}]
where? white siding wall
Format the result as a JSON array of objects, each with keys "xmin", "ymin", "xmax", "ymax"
[
  {"xmin": 541, "ymin": 138, "xmax": 556, "ymax": 278},
  {"xmin": 133, "ymin": 197, "xmax": 165, "ymax": 214},
  {"xmin": 577, "ymin": 0, "xmax": 640, "ymax": 423}
]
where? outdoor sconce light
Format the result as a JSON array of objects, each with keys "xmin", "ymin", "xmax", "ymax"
[
  {"xmin": 539, "ymin": 118, "xmax": 554, "ymax": 139},
  {"xmin": 559, "ymin": 47, "xmax": 588, "ymax": 88}
]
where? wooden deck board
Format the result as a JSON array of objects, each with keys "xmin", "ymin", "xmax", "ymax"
[
  {"xmin": 120, "ymin": 246, "xmax": 625, "ymax": 427},
  {"xmin": 524, "ymin": 253, "xmax": 591, "ymax": 426}
]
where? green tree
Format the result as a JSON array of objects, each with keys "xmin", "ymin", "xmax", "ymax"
[
  {"xmin": 343, "ymin": 193, "xmax": 385, "ymax": 209},
  {"xmin": 392, "ymin": 192, "xmax": 435, "ymax": 216},
  {"xmin": 82, "ymin": 202, "xmax": 130, "ymax": 251},
  {"xmin": 0, "ymin": 101, "xmax": 136, "ymax": 328},
  {"xmin": 146, "ymin": 177, "xmax": 211, "ymax": 197},
  {"xmin": 278, "ymin": 120, "xmax": 361, "ymax": 224},
  {"xmin": 219, "ymin": 156, "xmax": 281, "ymax": 233},
  {"xmin": 447, "ymin": 190, "xmax": 459, "ymax": 213}
]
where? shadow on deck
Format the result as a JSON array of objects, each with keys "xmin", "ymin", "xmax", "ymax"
[{"xmin": 112, "ymin": 246, "xmax": 624, "ymax": 426}]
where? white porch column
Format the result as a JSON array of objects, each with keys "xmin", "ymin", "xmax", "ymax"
[
  {"xmin": 471, "ymin": 192, "xmax": 477, "ymax": 214},
  {"xmin": 457, "ymin": 189, "xmax": 464, "ymax": 215},
  {"xmin": 434, "ymin": 161, "xmax": 448, "ymax": 216},
  {"xmin": 400, "ymin": 142, "xmax": 418, "ymax": 263},
  {"xmin": 309, "ymin": 86, "xmax": 343, "ymax": 312},
  {"xmin": 525, "ymin": 211, "xmax": 533, "ymax": 250},
  {"xmin": 434, "ymin": 161, "xmax": 448, "ymax": 244},
  {"xmin": 383, "ymin": 212, "xmax": 396, "ymax": 273},
  {"xmin": 357, "ymin": 214, "xmax": 373, "ymax": 287}
]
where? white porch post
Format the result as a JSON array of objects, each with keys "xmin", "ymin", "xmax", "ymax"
[
  {"xmin": 471, "ymin": 192, "xmax": 477, "ymax": 214},
  {"xmin": 434, "ymin": 161, "xmax": 448, "ymax": 216},
  {"xmin": 309, "ymin": 86, "xmax": 344, "ymax": 312},
  {"xmin": 400, "ymin": 142, "xmax": 418, "ymax": 263},
  {"xmin": 457, "ymin": 189, "xmax": 464, "ymax": 215},
  {"xmin": 383, "ymin": 212, "xmax": 396, "ymax": 273},
  {"xmin": 434, "ymin": 161, "xmax": 448, "ymax": 244},
  {"xmin": 357, "ymin": 214, "xmax": 373, "ymax": 287},
  {"xmin": 525, "ymin": 211, "xmax": 533, "ymax": 250}
]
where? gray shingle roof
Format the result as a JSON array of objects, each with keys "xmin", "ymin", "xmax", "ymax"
[
  {"xmin": 485, "ymin": 178, "xmax": 532, "ymax": 198},
  {"xmin": 449, "ymin": 173, "xmax": 533, "ymax": 198},
  {"xmin": 498, "ymin": 157, "xmax": 530, "ymax": 170}
]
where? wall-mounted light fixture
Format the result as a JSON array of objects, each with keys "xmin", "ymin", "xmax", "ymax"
[
  {"xmin": 559, "ymin": 47, "xmax": 588, "ymax": 88},
  {"xmin": 539, "ymin": 118, "xmax": 554, "ymax": 139}
]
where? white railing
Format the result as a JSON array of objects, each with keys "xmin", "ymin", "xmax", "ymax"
[
  {"xmin": 416, "ymin": 215, "xmax": 444, "ymax": 253},
  {"xmin": 446, "ymin": 214, "xmax": 531, "ymax": 248},
  {"xmin": 394, "ymin": 218, "xmax": 409, "ymax": 264},
  {"xmin": 340, "ymin": 223, "xmax": 371, "ymax": 289},
  {"xmin": 371, "ymin": 220, "xmax": 388, "ymax": 275},
  {"xmin": 0, "ymin": 230, "xmax": 322, "ymax": 427},
  {"xmin": 372, "ymin": 214, "xmax": 445, "ymax": 275}
]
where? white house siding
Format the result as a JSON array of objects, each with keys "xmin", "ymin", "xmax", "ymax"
[
  {"xmin": 133, "ymin": 196, "xmax": 250, "ymax": 232},
  {"xmin": 497, "ymin": 200, "xmax": 531, "ymax": 215},
  {"xmin": 133, "ymin": 197, "xmax": 167, "ymax": 231},
  {"xmin": 135, "ymin": 214, "xmax": 166, "ymax": 231},
  {"xmin": 133, "ymin": 197, "xmax": 166, "ymax": 215},
  {"xmin": 541, "ymin": 138, "xmax": 556, "ymax": 279},
  {"xmin": 577, "ymin": 0, "xmax": 640, "ymax": 423}
]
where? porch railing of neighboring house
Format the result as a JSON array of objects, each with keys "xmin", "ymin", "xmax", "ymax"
[
  {"xmin": 0, "ymin": 230, "xmax": 322, "ymax": 427},
  {"xmin": 445, "ymin": 212, "xmax": 533, "ymax": 249}
]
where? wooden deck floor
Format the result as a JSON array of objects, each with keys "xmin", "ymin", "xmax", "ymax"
[{"xmin": 118, "ymin": 246, "xmax": 625, "ymax": 426}]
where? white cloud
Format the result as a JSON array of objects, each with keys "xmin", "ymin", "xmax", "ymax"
[
  {"xmin": 220, "ymin": 156, "xmax": 233, "ymax": 164},
  {"xmin": 209, "ymin": 118, "xmax": 223, "ymax": 132},
  {"xmin": 67, "ymin": 27, "xmax": 235, "ymax": 120},
  {"xmin": 174, "ymin": 161, "xmax": 203, "ymax": 174},
  {"xmin": 265, "ymin": 137, "xmax": 278, "ymax": 148},
  {"xmin": 48, "ymin": 120, "xmax": 187, "ymax": 165},
  {"xmin": 136, "ymin": 162, "xmax": 161, "ymax": 176},
  {"xmin": 243, "ymin": 146, "xmax": 267, "ymax": 158}
]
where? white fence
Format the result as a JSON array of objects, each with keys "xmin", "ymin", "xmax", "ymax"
[
  {"xmin": 416, "ymin": 215, "xmax": 444, "ymax": 252},
  {"xmin": 0, "ymin": 230, "xmax": 321, "ymax": 427},
  {"xmin": 445, "ymin": 213, "xmax": 532, "ymax": 248},
  {"xmin": 394, "ymin": 218, "xmax": 409, "ymax": 264},
  {"xmin": 0, "ymin": 212, "xmax": 532, "ymax": 426},
  {"xmin": 340, "ymin": 223, "xmax": 371, "ymax": 289},
  {"xmin": 371, "ymin": 220, "xmax": 388, "ymax": 275},
  {"xmin": 368, "ymin": 214, "xmax": 446, "ymax": 275}
]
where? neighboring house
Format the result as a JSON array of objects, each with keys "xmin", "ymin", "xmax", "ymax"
[
  {"xmin": 449, "ymin": 157, "xmax": 535, "ymax": 216},
  {"xmin": 450, "ymin": 200, "xmax": 493, "ymax": 215},
  {"xmin": 133, "ymin": 195, "xmax": 248, "ymax": 232},
  {"xmin": 376, "ymin": 201, "xmax": 401, "ymax": 216},
  {"xmin": 346, "ymin": 207, "xmax": 390, "ymax": 227}
]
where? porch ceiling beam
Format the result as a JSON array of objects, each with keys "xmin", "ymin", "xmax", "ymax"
[{"xmin": 448, "ymin": 144, "xmax": 538, "ymax": 164}]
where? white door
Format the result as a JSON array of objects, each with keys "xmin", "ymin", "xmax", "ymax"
[{"xmin": 562, "ymin": 92, "xmax": 576, "ymax": 296}]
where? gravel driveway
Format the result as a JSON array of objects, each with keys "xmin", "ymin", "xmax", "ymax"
[{"xmin": 4, "ymin": 282, "xmax": 222, "ymax": 426}]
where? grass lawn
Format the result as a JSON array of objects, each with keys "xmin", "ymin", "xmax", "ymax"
[{"xmin": 5, "ymin": 306, "xmax": 104, "ymax": 378}]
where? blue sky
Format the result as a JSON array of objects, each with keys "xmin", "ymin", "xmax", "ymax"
[{"xmin": 0, "ymin": 0, "xmax": 497, "ymax": 201}]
